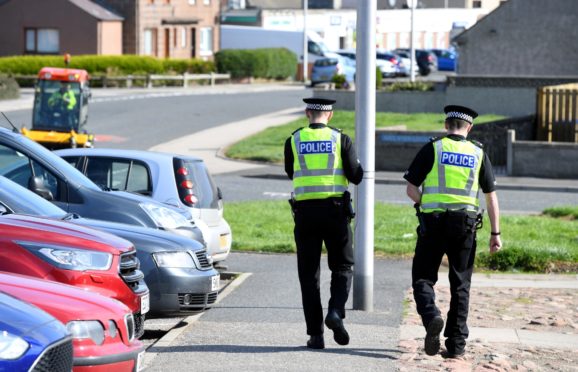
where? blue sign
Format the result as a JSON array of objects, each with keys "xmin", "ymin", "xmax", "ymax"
[
  {"xmin": 440, "ymin": 151, "xmax": 476, "ymax": 168},
  {"xmin": 299, "ymin": 141, "xmax": 334, "ymax": 154}
]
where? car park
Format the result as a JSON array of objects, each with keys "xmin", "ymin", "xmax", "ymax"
[
  {"xmin": 0, "ymin": 127, "xmax": 209, "ymax": 247},
  {"xmin": 56, "ymin": 148, "xmax": 233, "ymax": 264},
  {"xmin": 0, "ymin": 272, "xmax": 144, "ymax": 372},
  {"xmin": 0, "ymin": 291, "xmax": 73, "ymax": 372},
  {"xmin": 310, "ymin": 55, "xmax": 356, "ymax": 87},
  {"xmin": 376, "ymin": 50, "xmax": 405, "ymax": 77},
  {"xmin": 0, "ymin": 213, "xmax": 149, "ymax": 337},
  {"xmin": 336, "ymin": 49, "xmax": 398, "ymax": 78},
  {"xmin": 0, "ymin": 175, "xmax": 220, "ymax": 315},
  {"xmin": 394, "ymin": 48, "xmax": 438, "ymax": 76},
  {"xmin": 430, "ymin": 48, "xmax": 458, "ymax": 71},
  {"xmin": 392, "ymin": 51, "xmax": 420, "ymax": 76}
]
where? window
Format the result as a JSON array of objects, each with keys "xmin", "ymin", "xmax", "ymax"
[
  {"xmin": 203, "ymin": 0, "xmax": 210, "ymax": 4},
  {"xmin": 200, "ymin": 27, "xmax": 213, "ymax": 55},
  {"xmin": 472, "ymin": 1, "xmax": 482, "ymax": 8},
  {"xmin": 25, "ymin": 28, "xmax": 59, "ymax": 54},
  {"xmin": 144, "ymin": 29, "xmax": 157, "ymax": 56},
  {"xmin": 180, "ymin": 27, "xmax": 187, "ymax": 48},
  {"xmin": 84, "ymin": 158, "xmax": 151, "ymax": 194},
  {"xmin": 188, "ymin": 0, "xmax": 196, "ymax": 4}
]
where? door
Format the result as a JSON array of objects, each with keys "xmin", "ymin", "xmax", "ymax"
[{"xmin": 190, "ymin": 28, "xmax": 196, "ymax": 58}]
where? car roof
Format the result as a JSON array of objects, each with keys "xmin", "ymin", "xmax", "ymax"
[{"xmin": 55, "ymin": 148, "xmax": 204, "ymax": 163}]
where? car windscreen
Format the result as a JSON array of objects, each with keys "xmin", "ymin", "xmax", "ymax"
[
  {"xmin": 0, "ymin": 176, "xmax": 66, "ymax": 218},
  {"xmin": 181, "ymin": 160, "xmax": 219, "ymax": 209}
]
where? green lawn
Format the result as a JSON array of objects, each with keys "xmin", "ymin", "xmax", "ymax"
[
  {"xmin": 225, "ymin": 111, "xmax": 505, "ymax": 163},
  {"xmin": 225, "ymin": 201, "xmax": 578, "ymax": 273}
]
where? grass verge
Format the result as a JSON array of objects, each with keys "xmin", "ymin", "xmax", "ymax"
[
  {"xmin": 224, "ymin": 111, "xmax": 504, "ymax": 163},
  {"xmin": 225, "ymin": 200, "xmax": 578, "ymax": 273}
]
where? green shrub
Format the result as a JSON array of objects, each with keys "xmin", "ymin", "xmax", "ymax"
[
  {"xmin": 384, "ymin": 81, "xmax": 434, "ymax": 92},
  {"xmin": 0, "ymin": 76, "xmax": 19, "ymax": 100},
  {"xmin": 476, "ymin": 246, "xmax": 573, "ymax": 272},
  {"xmin": 543, "ymin": 206, "xmax": 578, "ymax": 220},
  {"xmin": 215, "ymin": 48, "xmax": 297, "ymax": 79},
  {"xmin": 376, "ymin": 67, "xmax": 383, "ymax": 89},
  {"xmin": 332, "ymin": 74, "xmax": 347, "ymax": 89}
]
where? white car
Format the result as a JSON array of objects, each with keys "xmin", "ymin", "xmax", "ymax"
[
  {"xmin": 335, "ymin": 48, "xmax": 398, "ymax": 77},
  {"xmin": 55, "ymin": 148, "xmax": 232, "ymax": 264}
]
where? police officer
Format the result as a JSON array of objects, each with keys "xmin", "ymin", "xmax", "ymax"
[
  {"xmin": 404, "ymin": 105, "xmax": 502, "ymax": 358},
  {"xmin": 284, "ymin": 98, "xmax": 363, "ymax": 350}
]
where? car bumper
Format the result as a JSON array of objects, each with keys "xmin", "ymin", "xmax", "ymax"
[
  {"xmin": 205, "ymin": 219, "xmax": 232, "ymax": 263},
  {"xmin": 73, "ymin": 341, "xmax": 144, "ymax": 372},
  {"xmin": 146, "ymin": 266, "xmax": 220, "ymax": 315}
]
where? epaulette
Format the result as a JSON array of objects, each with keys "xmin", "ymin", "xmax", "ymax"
[
  {"xmin": 429, "ymin": 136, "xmax": 441, "ymax": 143},
  {"xmin": 328, "ymin": 126, "xmax": 343, "ymax": 133},
  {"xmin": 469, "ymin": 139, "xmax": 483, "ymax": 148},
  {"xmin": 291, "ymin": 127, "xmax": 304, "ymax": 135}
]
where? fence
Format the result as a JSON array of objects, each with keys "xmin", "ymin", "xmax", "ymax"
[{"xmin": 536, "ymin": 83, "xmax": 578, "ymax": 142}]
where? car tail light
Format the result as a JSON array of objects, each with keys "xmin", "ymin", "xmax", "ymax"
[
  {"xmin": 176, "ymin": 167, "xmax": 188, "ymax": 176},
  {"xmin": 389, "ymin": 58, "xmax": 397, "ymax": 64},
  {"xmin": 184, "ymin": 194, "xmax": 198, "ymax": 205},
  {"xmin": 181, "ymin": 180, "xmax": 193, "ymax": 189}
]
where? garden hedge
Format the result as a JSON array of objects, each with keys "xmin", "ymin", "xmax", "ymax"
[{"xmin": 214, "ymin": 48, "xmax": 297, "ymax": 80}]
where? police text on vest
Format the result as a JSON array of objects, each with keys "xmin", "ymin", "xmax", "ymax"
[
  {"xmin": 440, "ymin": 152, "xmax": 476, "ymax": 168},
  {"xmin": 299, "ymin": 141, "xmax": 334, "ymax": 154}
]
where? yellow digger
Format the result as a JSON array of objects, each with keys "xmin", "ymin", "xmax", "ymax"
[{"xmin": 22, "ymin": 64, "xmax": 94, "ymax": 149}]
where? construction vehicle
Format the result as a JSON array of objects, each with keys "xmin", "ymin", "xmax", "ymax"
[{"xmin": 21, "ymin": 60, "xmax": 94, "ymax": 149}]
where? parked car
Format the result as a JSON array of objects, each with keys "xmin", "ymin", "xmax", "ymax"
[
  {"xmin": 0, "ymin": 127, "xmax": 209, "ymax": 247},
  {"xmin": 310, "ymin": 55, "xmax": 356, "ymax": 87},
  {"xmin": 0, "ymin": 272, "xmax": 144, "ymax": 372},
  {"xmin": 56, "ymin": 148, "xmax": 233, "ymax": 264},
  {"xmin": 394, "ymin": 48, "xmax": 438, "ymax": 76},
  {"xmin": 0, "ymin": 175, "xmax": 220, "ymax": 315},
  {"xmin": 430, "ymin": 48, "xmax": 458, "ymax": 71},
  {"xmin": 0, "ymin": 291, "xmax": 73, "ymax": 372},
  {"xmin": 392, "ymin": 51, "xmax": 420, "ymax": 76},
  {"xmin": 376, "ymin": 50, "xmax": 405, "ymax": 77},
  {"xmin": 335, "ymin": 49, "xmax": 398, "ymax": 78},
  {"xmin": 0, "ymin": 213, "xmax": 149, "ymax": 337}
]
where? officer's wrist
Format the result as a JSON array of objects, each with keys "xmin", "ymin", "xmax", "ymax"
[{"xmin": 491, "ymin": 231, "xmax": 501, "ymax": 236}]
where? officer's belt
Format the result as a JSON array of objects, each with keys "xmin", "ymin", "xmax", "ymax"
[{"xmin": 294, "ymin": 196, "xmax": 343, "ymax": 206}]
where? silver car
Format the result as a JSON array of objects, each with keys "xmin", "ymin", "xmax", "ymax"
[{"xmin": 55, "ymin": 148, "xmax": 232, "ymax": 264}]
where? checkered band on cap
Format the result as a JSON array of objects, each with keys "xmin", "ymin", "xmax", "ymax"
[
  {"xmin": 446, "ymin": 111, "xmax": 473, "ymax": 123},
  {"xmin": 306, "ymin": 103, "xmax": 333, "ymax": 111}
]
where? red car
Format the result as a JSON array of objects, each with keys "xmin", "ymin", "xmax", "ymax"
[
  {"xmin": 0, "ymin": 272, "xmax": 144, "ymax": 372},
  {"xmin": 0, "ymin": 214, "xmax": 149, "ymax": 337}
]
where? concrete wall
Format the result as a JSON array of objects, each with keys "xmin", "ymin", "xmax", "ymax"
[
  {"xmin": 510, "ymin": 141, "xmax": 578, "ymax": 179},
  {"xmin": 375, "ymin": 129, "xmax": 444, "ymax": 172}
]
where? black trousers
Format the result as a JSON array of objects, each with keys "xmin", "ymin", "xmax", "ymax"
[
  {"xmin": 412, "ymin": 211, "xmax": 477, "ymax": 352},
  {"xmin": 293, "ymin": 198, "xmax": 354, "ymax": 336}
]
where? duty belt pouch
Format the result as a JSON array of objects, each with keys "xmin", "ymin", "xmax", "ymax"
[
  {"xmin": 288, "ymin": 192, "xmax": 297, "ymax": 220},
  {"xmin": 342, "ymin": 191, "xmax": 355, "ymax": 221}
]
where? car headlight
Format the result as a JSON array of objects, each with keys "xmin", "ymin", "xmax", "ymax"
[
  {"xmin": 152, "ymin": 251, "xmax": 196, "ymax": 268},
  {"xmin": 140, "ymin": 203, "xmax": 191, "ymax": 229},
  {"xmin": 0, "ymin": 331, "xmax": 29, "ymax": 360},
  {"xmin": 66, "ymin": 321, "xmax": 105, "ymax": 345},
  {"xmin": 18, "ymin": 241, "xmax": 112, "ymax": 271}
]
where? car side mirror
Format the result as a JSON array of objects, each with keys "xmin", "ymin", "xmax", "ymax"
[{"xmin": 28, "ymin": 176, "xmax": 54, "ymax": 201}]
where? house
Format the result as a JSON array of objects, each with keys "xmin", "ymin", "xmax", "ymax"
[
  {"xmin": 95, "ymin": 0, "xmax": 221, "ymax": 59},
  {"xmin": 0, "ymin": 0, "xmax": 123, "ymax": 56},
  {"xmin": 453, "ymin": 0, "xmax": 578, "ymax": 76}
]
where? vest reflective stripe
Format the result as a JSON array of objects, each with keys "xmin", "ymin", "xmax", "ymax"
[
  {"xmin": 291, "ymin": 127, "xmax": 348, "ymax": 201},
  {"xmin": 421, "ymin": 138, "xmax": 483, "ymax": 213}
]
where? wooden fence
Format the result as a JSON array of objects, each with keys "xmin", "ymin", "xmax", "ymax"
[{"xmin": 536, "ymin": 83, "xmax": 578, "ymax": 142}]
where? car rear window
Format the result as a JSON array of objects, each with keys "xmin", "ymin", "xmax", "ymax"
[
  {"xmin": 174, "ymin": 158, "xmax": 219, "ymax": 209},
  {"xmin": 314, "ymin": 59, "xmax": 338, "ymax": 67}
]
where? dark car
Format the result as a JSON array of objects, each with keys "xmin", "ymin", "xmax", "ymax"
[
  {"xmin": 0, "ymin": 176, "xmax": 220, "ymax": 315},
  {"xmin": 0, "ymin": 291, "xmax": 73, "ymax": 372},
  {"xmin": 0, "ymin": 127, "xmax": 207, "ymax": 246},
  {"xmin": 394, "ymin": 48, "xmax": 438, "ymax": 76}
]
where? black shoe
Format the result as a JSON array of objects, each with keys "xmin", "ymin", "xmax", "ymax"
[
  {"xmin": 444, "ymin": 349, "xmax": 465, "ymax": 359},
  {"xmin": 424, "ymin": 316, "xmax": 444, "ymax": 356},
  {"xmin": 324, "ymin": 310, "xmax": 350, "ymax": 346},
  {"xmin": 306, "ymin": 335, "xmax": 325, "ymax": 349}
]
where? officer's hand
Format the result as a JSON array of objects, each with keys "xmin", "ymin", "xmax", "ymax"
[{"xmin": 490, "ymin": 235, "xmax": 502, "ymax": 254}]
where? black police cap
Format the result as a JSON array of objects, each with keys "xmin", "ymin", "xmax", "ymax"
[
  {"xmin": 303, "ymin": 98, "xmax": 336, "ymax": 111},
  {"xmin": 444, "ymin": 105, "xmax": 478, "ymax": 124}
]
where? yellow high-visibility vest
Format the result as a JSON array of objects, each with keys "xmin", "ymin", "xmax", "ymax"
[
  {"xmin": 291, "ymin": 126, "xmax": 348, "ymax": 201},
  {"xmin": 421, "ymin": 137, "xmax": 483, "ymax": 213}
]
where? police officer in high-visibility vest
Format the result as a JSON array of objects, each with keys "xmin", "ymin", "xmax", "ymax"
[
  {"xmin": 284, "ymin": 98, "xmax": 363, "ymax": 350},
  {"xmin": 48, "ymin": 82, "xmax": 77, "ymax": 128},
  {"xmin": 404, "ymin": 105, "xmax": 502, "ymax": 358}
]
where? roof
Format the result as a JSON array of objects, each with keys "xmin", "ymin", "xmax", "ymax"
[{"xmin": 69, "ymin": 0, "xmax": 123, "ymax": 21}]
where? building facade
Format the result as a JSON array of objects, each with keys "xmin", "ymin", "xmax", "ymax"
[
  {"xmin": 0, "ymin": 0, "xmax": 123, "ymax": 57},
  {"xmin": 96, "ymin": 0, "xmax": 220, "ymax": 59},
  {"xmin": 454, "ymin": 0, "xmax": 578, "ymax": 76}
]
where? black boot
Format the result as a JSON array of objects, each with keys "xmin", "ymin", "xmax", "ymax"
[
  {"xmin": 324, "ymin": 310, "xmax": 350, "ymax": 346},
  {"xmin": 306, "ymin": 335, "xmax": 325, "ymax": 349},
  {"xmin": 424, "ymin": 316, "xmax": 444, "ymax": 356}
]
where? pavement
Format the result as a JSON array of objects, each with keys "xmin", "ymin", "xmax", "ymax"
[{"xmin": 2, "ymin": 86, "xmax": 577, "ymax": 370}]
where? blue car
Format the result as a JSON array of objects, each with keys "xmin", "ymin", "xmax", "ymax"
[
  {"xmin": 430, "ymin": 48, "xmax": 458, "ymax": 71},
  {"xmin": 311, "ymin": 55, "xmax": 356, "ymax": 87},
  {"xmin": 0, "ymin": 292, "xmax": 73, "ymax": 372}
]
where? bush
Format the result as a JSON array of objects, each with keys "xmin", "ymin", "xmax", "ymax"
[
  {"xmin": 384, "ymin": 81, "xmax": 434, "ymax": 92},
  {"xmin": 0, "ymin": 55, "xmax": 214, "ymax": 76},
  {"xmin": 0, "ymin": 76, "xmax": 19, "ymax": 100},
  {"xmin": 332, "ymin": 74, "xmax": 347, "ymax": 89},
  {"xmin": 376, "ymin": 66, "xmax": 383, "ymax": 89},
  {"xmin": 214, "ymin": 48, "xmax": 297, "ymax": 80},
  {"xmin": 476, "ymin": 246, "xmax": 574, "ymax": 272}
]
